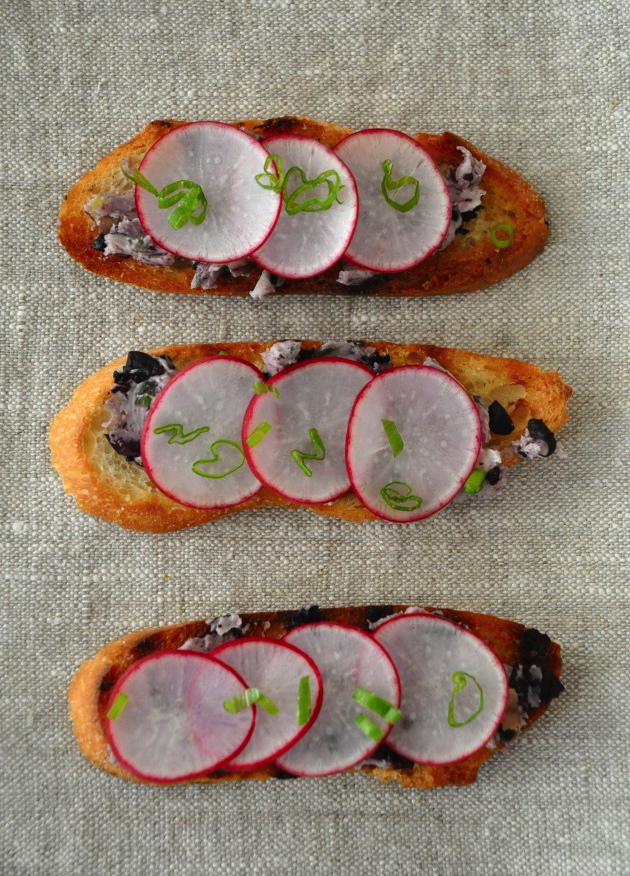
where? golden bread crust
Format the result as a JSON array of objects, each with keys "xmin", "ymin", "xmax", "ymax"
[
  {"xmin": 68, "ymin": 604, "xmax": 563, "ymax": 789},
  {"xmin": 58, "ymin": 116, "xmax": 549, "ymax": 297},
  {"xmin": 49, "ymin": 340, "xmax": 572, "ymax": 532}
]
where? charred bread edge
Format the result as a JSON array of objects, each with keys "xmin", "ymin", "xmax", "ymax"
[
  {"xmin": 49, "ymin": 340, "xmax": 572, "ymax": 531},
  {"xmin": 68, "ymin": 604, "xmax": 563, "ymax": 789},
  {"xmin": 49, "ymin": 340, "xmax": 572, "ymax": 532},
  {"xmin": 59, "ymin": 115, "xmax": 549, "ymax": 298}
]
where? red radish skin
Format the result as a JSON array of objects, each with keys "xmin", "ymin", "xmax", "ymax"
[
  {"xmin": 276, "ymin": 622, "xmax": 401, "ymax": 777},
  {"xmin": 373, "ymin": 614, "xmax": 509, "ymax": 765},
  {"xmin": 135, "ymin": 122, "xmax": 282, "ymax": 263},
  {"xmin": 334, "ymin": 128, "xmax": 451, "ymax": 272},
  {"xmin": 242, "ymin": 358, "xmax": 373, "ymax": 505},
  {"xmin": 345, "ymin": 365, "xmax": 482, "ymax": 522},
  {"xmin": 251, "ymin": 134, "xmax": 359, "ymax": 279},
  {"xmin": 105, "ymin": 651, "xmax": 255, "ymax": 783},
  {"xmin": 141, "ymin": 356, "xmax": 263, "ymax": 510},
  {"xmin": 211, "ymin": 637, "xmax": 324, "ymax": 770}
]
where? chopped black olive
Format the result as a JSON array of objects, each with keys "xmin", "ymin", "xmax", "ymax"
[
  {"xmin": 497, "ymin": 727, "xmax": 515, "ymax": 743},
  {"xmin": 463, "ymin": 172, "xmax": 474, "ymax": 182},
  {"xmin": 527, "ymin": 418, "xmax": 557, "ymax": 456},
  {"xmin": 274, "ymin": 769, "xmax": 299, "ymax": 780},
  {"xmin": 369, "ymin": 744, "xmax": 414, "ymax": 770},
  {"xmin": 92, "ymin": 233, "xmax": 107, "ymax": 252},
  {"xmin": 455, "ymin": 226, "xmax": 470, "ymax": 236},
  {"xmin": 288, "ymin": 605, "xmax": 323, "ymax": 629},
  {"xmin": 113, "ymin": 351, "xmax": 173, "ymax": 388},
  {"xmin": 105, "ymin": 431, "xmax": 140, "ymax": 460},
  {"xmin": 460, "ymin": 205, "xmax": 483, "ymax": 223},
  {"xmin": 365, "ymin": 605, "xmax": 395, "ymax": 626},
  {"xmin": 488, "ymin": 400, "xmax": 515, "ymax": 435},
  {"xmin": 485, "ymin": 466, "xmax": 502, "ymax": 486}
]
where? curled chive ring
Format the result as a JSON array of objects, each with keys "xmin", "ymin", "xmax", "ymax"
[
  {"xmin": 447, "ymin": 671, "xmax": 485, "ymax": 727},
  {"xmin": 191, "ymin": 440, "xmax": 246, "ymax": 479},
  {"xmin": 255, "ymin": 154, "xmax": 345, "ymax": 215},
  {"xmin": 380, "ymin": 159, "xmax": 420, "ymax": 213},
  {"xmin": 489, "ymin": 222, "xmax": 514, "ymax": 248},
  {"xmin": 380, "ymin": 481, "xmax": 422, "ymax": 512},
  {"xmin": 291, "ymin": 428, "xmax": 326, "ymax": 477},
  {"xmin": 122, "ymin": 167, "xmax": 208, "ymax": 230}
]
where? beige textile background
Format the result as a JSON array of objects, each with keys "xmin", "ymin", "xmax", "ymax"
[{"xmin": 1, "ymin": 0, "xmax": 629, "ymax": 873}]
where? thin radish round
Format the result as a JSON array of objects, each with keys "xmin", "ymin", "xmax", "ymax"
[
  {"xmin": 373, "ymin": 614, "xmax": 508, "ymax": 765},
  {"xmin": 276, "ymin": 623, "xmax": 401, "ymax": 777},
  {"xmin": 105, "ymin": 651, "xmax": 255, "ymax": 782},
  {"xmin": 346, "ymin": 365, "xmax": 482, "ymax": 522},
  {"xmin": 211, "ymin": 637, "xmax": 324, "ymax": 770},
  {"xmin": 141, "ymin": 356, "xmax": 262, "ymax": 509},
  {"xmin": 242, "ymin": 358, "xmax": 373, "ymax": 504},
  {"xmin": 334, "ymin": 128, "xmax": 451, "ymax": 271},
  {"xmin": 134, "ymin": 122, "xmax": 281, "ymax": 263},
  {"xmin": 251, "ymin": 135, "xmax": 358, "ymax": 278}
]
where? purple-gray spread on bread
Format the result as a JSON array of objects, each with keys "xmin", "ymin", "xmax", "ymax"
[
  {"xmin": 86, "ymin": 194, "xmax": 174, "ymax": 266},
  {"xmin": 191, "ymin": 259, "xmax": 251, "ymax": 290},
  {"xmin": 180, "ymin": 613, "xmax": 246, "ymax": 653},
  {"xmin": 261, "ymin": 340, "xmax": 390, "ymax": 376},
  {"xmin": 440, "ymin": 146, "xmax": 486, "ymax": 250}
]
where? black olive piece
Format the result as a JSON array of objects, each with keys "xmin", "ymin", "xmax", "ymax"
[
  {"xmin": 92, "ymin": 233, "xmax": 107, "ymax": 252},
  {"xmin": 485, "ymin": 466, "xmax": 502, "ymax": 485},
  {"xmin": 455, "ymin": 226, "xmax": 470, "ymax": 236},
  {"xmin": 463, "ymin": 172, "xmax": 474, "ymax": 181},
  {"xmin": 288, "ymin": 605, "xmax": 323, "ymax": 629},
  {"xmin": 365, "ymin": 605, "xmax": 395, "ymax": 626},
  {"xmin": 369, "ymin": 744, "xmax": 414, "ymax": 770},
  {"xmin": 488, "ymin": 400, "xmax": 515, "ymax": 435},
  {"xmin": 527, "ymin": 418, "xmax": 557, "ymax": 456},
  {"xmin": 274, "ymin": 769, "xmax": 299, "ymax": 780},
  {"xmin": 497, "ymin": 727, "xmax": 515, "ymax": 743},
  {"xmin": 105, "ymin": 432, "xmax": 140, "ymax": 459}
]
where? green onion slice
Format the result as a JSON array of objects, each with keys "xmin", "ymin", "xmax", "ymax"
[
  {"xmin": 380, "ymin": 159, "xmax": 420, "ymax": 213},
  {"xmin": 381, "ymin": 419, "xmax": 404, "ymax": 458},
  {"xmin": 191, "ymin": 440, "xmax": 246, "ymax": 479},
  {"xmin": 291, "ymin": 428, "xmax": 326, "ymax": 477},
  {"xmin": 107, "ymin": 693, "xmax": 128, "ymax": 721},
  {"xmin": 354, "ymin": 713, "xmax": 385, "ymax": 743},
  {"xmin": 255, "ymin": 153, "xmax": 285, "ymax": 193},
  {"xmin": 296, "ymin": 675, "xmax": 312, "ymax": 726},
  {"xmin": 447, "ymin": 671, "xmax": 485, "ymax": 727},
  {"xmin": 489, "ymin": 222, "xmax": 514, "ymax": 248},
  {"xmin": 252, "ymin": 381, "xmax": 280, "ymax": 398},
  {"xmin": 352, "ymin": 687, "xmax": 401, "ymax": 724},
  {"xmin": 154, "ymin": 423, "xmax": 210, "ymax": 445},
  {"xmin": 246, "ymin": 421, "xmax": 272, "ymax": 447},
  {"xmin": 122, "ymin": 166, "xmax": 208, "ymax": 230},
  {"xmin": 463, "ymin": 468, "xmax": 486, "ymax": 494},
  {"xmin": 223, "ymin": 687, "xmax": 278, "ymax": 715},
  {"xmin": 380, "ymin": 481, "xmax": 422, "ymax": 512},
  {"xmin": 283, "ymin": 167, "xmax": 345, "ymax": 216}
]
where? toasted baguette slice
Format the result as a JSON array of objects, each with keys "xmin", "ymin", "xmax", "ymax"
[
  {"xmin": 59, "ymin": 116, "xmax": 548, "ymax": 298},
  {"xmin": 69, "ymin": 604, "xmax": 564, "ymax": 788},
  {"xmin": 49, "ymin": 340, "xmax": 571, "ymax": 532}
]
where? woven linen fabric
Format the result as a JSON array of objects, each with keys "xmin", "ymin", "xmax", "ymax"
[{"xmin": 1, "ymin": 0, "xmax": 628, "ymax": 873}]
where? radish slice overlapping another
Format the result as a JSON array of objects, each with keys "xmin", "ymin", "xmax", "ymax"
[
  {"xmin": 346, "ymin": 365, "xmax": 482, "ymax": 522},
  {"xmin": 133, "ymin": 122, "xmax": 281, "ymax": 263},
  {"xmin": 211, "ymin": 637, "xmax": 324, "ymax": 770},
  {"xmin": 251, "ymin": 135, "xmax": 358, "ymax": 278},
  {"xmin": 105, "ymin": 651, "xmax": 255, "ymax": 782},
  {"xmin": 334, "ymin": 129, "xmax": 451, "ymax": 272},
  {"xmin": 373, "ymin": 614, "xmax": 508, "ymax": 764},
  {"xmin": 141, "ymin": 356, "xmax": 262, "ymax": 508},
  {"xmin": 276, "ymin": 623, "xmax": 401, "ymax": 777},
  {"xmin": 243, "ymin": 358, "xmax": 373, "ymax": 504}
]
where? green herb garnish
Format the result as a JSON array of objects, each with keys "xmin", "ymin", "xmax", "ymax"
[
  {"xmin": 489, "ymin": 222, "xmax": 514, "ymax": 248},
  {"xmin": 252, "ymin": 380, "xmax": 280, "ymax": 398},
  {"xmin": 223, "ymin": 687, "xmax": 278, "ymax": 715},
  {"xmin": 380, "ymin": 159, "xmax": 420, "ymax": 213},
  {"xmin": 154, "ymin": 423, "xmax": 210, "ymax": 445},
  {"xmin": 447, "ymin": 671, "xmax": 485, "ymax": 728},
  {"xmin": 352, "ymin": 687, "xmax": 401, "ymax": 724},
  {"xmin": 107, "ymin": 693, "xmax": 128, "ymax": 721},
  {"xmin": 122, "ymin": 166, "xmax": 207, "ymax": 230},
  {"xmin": 191, "ymin": 440, "xmax": 245, "ymax": 479},
  {"xmin": 255, "ymin": 154, "xmax": 345, "ymax": 215},
  {"xmin": 354, "ymin": 713, "xmax": 385, "ymax": 743},
  {"xmin": 291, "ymin": 428, "xmax": 326, "ymax": 477},
  {"xmin": 381, "ymin": 419, "xmax": 404, "ymax": 458},
  {"xmin": 296, "ymin": 675, "xmax": 312, "ymax": 726},
  {"xmin": 246, "ymin": 421, "xmax": 272, "ymax": 447},
  {"xmin": 464, "ymin": 468, "xmax": 486, "ymax": 494},
  {"xmin": 255, "ymin": 153, "xmax": 286, "ymax": 193},
  {"xmin": 380, "ymin": 481, "xmax": 422, "ymax": 512}
]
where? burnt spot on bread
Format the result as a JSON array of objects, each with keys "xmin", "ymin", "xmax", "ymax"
[
  {"xmin": 488, "ymin": 400, "xmax": 515, "ymax": 435},
  {"xmin": 255, "ymin": 117, "xmax": 299, "ymax": 135},
  {"xmin": 134, "ymin": 635, "xmax": 159, "ymax": 657},
  {"xmin": 288, "ymin": 605, "xmax": 323, "ymax": 629},
  {"xmin": 370, "ymin": 743, "xmax": 414, "ymax": 770},
  {"xmin": 99, "ymin": 668, "xmax": 116, "ymax": 693}
]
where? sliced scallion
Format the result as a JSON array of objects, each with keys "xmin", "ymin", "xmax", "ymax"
[
  {"xmin": 107, "ymin": 693, "xmax": 128, "ymax": 721},
  {"xmin": 246, "ymin": 421, "xmax": 272, "ymax": 447},
  {"xmin": 354, "ymin": 713, "xmax": 385, "ymax": 743},
  {"xmin": 381, "ymin": 419, "xmax": 404, "ymax": 458},
  {"xmin": 296, "ymin": 676, "xmax": 312, "ymax": 726},
  {"xmin": 352, "ymin": 687, "xmax": 401, "ymax": 724}
]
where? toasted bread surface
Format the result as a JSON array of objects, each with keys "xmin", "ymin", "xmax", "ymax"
[
  {"xmin": 68, "ymin": 604, "xmax": 563, "ymax": 789},
  {"xmin": 49, "ymin": 340, "xmax": 571, "ymax": 532},
  {"xmin": 59, "ymin": 116, "xmax": 549, "ymax": 298}
]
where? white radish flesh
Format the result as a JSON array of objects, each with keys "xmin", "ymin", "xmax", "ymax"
[
  {"xmin": 135, "ymin": 122, "xmax": 281, "ymax": 263},
  {"xmin": 373, "ymin": 614, "xmax": 509, "ymax": 765},
  {"xmin": 211, "ymin": 637, "xmax": 324, "ymax": 770},
  {"xmin": 141, "ymin": 356, "xmax": 262, "ymax": 508},
  {"xmin": 346, "ymin": 365, "xmax": 482, "ymax": 522},
  {"xmin": 243, "ymin": 358, "xmax": 373, "ymax": 504},
  {"xmin": 252, "ymin": 135, "xmax": 358, "ymax": 278},
  {"xmin": 276, "ymin": 623, "xmax": 400, "ymax": 777},
  {"xmin": 105, "ymin": 651, "xmax": 254, "ymax": 782},
  {"xmin": 334, "ymin": 128, "xmax": 451, "ymax": 271}
]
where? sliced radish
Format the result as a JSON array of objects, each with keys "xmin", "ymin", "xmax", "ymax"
[
  {"xmin": 334, "ymin": 128, "xmax": 451, "ymax": 271},
  {"xmin": 135, "ymin": 122, "xmax": 281, "ymax": 263},
  {"xmin": 276, "ymin": 623, "xmax": 400, "ymax": 777},
  {"xmin": 251, "ymin": 135, "xmax": 358, "ymax": 278},
  {"xmin": 141, "ymin": 356, "xmax": 262, "ymax": 509},
  {"xmin": 105, "ymin": 651, "xmax": 254, "ymax": 782},
  {"xmin": 373, "ymin": 614, "xmax": 508, "ymax": 765},
  {"xmin": 211, "ymin": 637, "xmax": 324, "ymax": 770},
  {"xmin": 242, "ymin": 358, "xmax": 373, "ymax": 504},
  {"xmin": 346, "ymin": 365, "xmax": 482, "ymax": 522}
]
